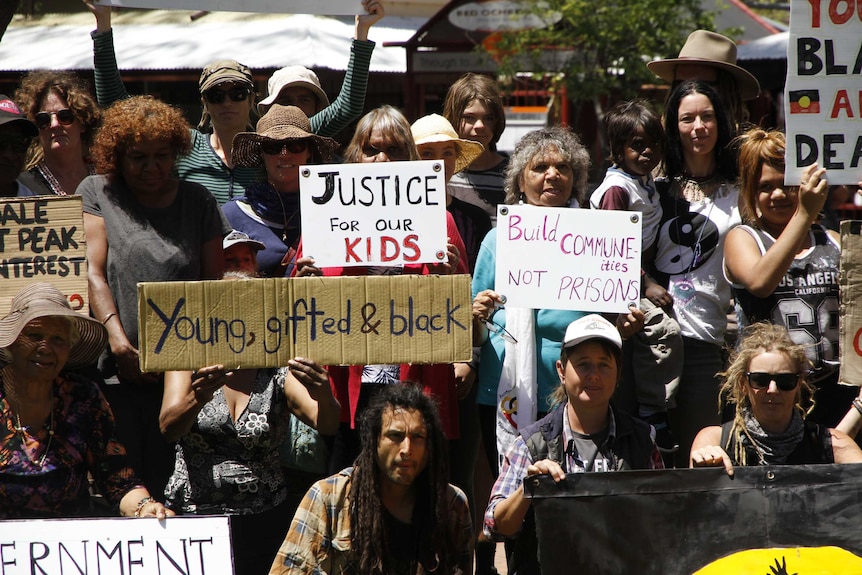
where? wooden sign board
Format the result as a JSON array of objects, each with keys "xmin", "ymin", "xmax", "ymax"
[
  {"xmin": 299, "ymin": 161, "xmax": 449, "ymax": 268},
  {"xmin": 0, "ymin": 196, "xmax": 88, "ymax": 315},
  {"xmin": 94, "ymin": 0, "xmax": 362, "ymax": 15},
  {"xmin": 784, "ymin": 0, "xmax": 862, "ymax": 184},
  {"xmin": 0, "ymin": 516, "xmax": 233, "ymax": 575},
  {"xmin": 138, "ymin": 275, "xmax": 472, "ymax": 371},
  {"xmin": 495, "ymin": 205, "xmax": 642, "ymax": 313}
]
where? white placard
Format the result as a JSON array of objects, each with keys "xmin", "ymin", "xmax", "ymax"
[
  {"xmin": 0, "ymin": 516, "xmax": 233, "ymax": 575},
  {"xmin": 784, "ymin": 0, "xmax": 862, "ymax": 185},
  {"xmin": 299, "ymin": 161, "xmax": 449, "ymax": 268},
  {"xmin": 494, "ymin": 205, "xmax": 642, "ymax": 313},
  {"xmin": 94, "ymin": 0, "xmax": 362, "ymax": 15}
]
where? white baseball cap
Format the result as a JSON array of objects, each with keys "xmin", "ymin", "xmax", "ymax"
[{"xmin": 562, "ymin": 314, "xmax": 622, "ymax": 350}]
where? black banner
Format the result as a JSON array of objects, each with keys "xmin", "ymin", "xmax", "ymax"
[{"xmin": 526, "ymin": 464, "xmax": 862, "ymax": 574}]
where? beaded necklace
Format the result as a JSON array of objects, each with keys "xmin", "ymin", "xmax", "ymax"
[{"xmin": 14, "ymin": 407, "xmax": 55, "ymax": 468}]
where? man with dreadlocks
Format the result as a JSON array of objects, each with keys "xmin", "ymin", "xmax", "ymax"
[{"xmin": 269, "ymin": 384, "xmax": 473, "ymax": 575}]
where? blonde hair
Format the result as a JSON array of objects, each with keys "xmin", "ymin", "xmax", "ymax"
[
  {"xmin": 719, "ymin": 322, "xmax": 814, "ymax": 465},
  {"xmin": 736, "ymin": 128, "xmax": 787, "ymax": 225}
]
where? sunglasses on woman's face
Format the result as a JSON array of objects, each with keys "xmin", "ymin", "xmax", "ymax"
[
  {"xmin": 746, "ymin": 372, "xmax": 800, "ymax": 391},
  {"xmin": 34, "ymin": 109, "xmax": 75, "ymax": 130},
  {"xmin": 261, "ymin": 139, "xmax": 308, "ymax": 156},
  {"xmin": 203, "ymin": 87, "xmax": 251, "ymax": 105}
]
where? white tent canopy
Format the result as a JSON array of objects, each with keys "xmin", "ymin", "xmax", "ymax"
[{"xmin": 0, "ymin": 14, "xmax": 418, "ymax": 72}]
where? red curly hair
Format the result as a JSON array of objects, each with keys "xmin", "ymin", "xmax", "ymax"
[{"xmin": 91, "ymin": 96, "xmax": 191, "ymax": 178}]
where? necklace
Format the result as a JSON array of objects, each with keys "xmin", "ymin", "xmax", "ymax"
[
  {"xmin": 14, "ymin": 407, "xmax": 55, "ymax": 468},
  {"xmin": 674, "ymin": 173, "xmax": 722, "ymax": 203}
]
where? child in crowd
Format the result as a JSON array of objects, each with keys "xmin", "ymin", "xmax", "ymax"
[
  {"xmin": 223, "ymin": 230, "xmax": 265, "ymax": 276},
  {"xmin": 590, "ymin": 99, "xmax": 682, "ymax": 455}
]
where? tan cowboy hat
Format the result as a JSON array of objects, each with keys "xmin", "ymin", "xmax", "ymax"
[
  {"xmin": 231, "ymin": 104, "xmax": 339, "ymax": 168},
  {"xmin": 0, "ymin": 283, "xmax": 108, "ymax": 369},
  {"xmin": 647, "ymin": 30, "xmax": 760, "ymax": 100},
  {"xmin": 411, "ymin": 114, "xmax": 485, "ymax": 174}
]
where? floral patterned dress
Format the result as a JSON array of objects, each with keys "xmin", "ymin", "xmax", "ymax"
[
  {"xmin": 164, "ymin": 368, "xmax": 291, "ymax": 515},
  {"xmin": 0, "ymin": 372, "xmax": 140, "ymax": 518}
]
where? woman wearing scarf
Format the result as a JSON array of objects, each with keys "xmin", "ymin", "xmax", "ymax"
[
  {"xmin": 222, "ymin": 104, "xmax": 339, "ymax": 277},
  {"xmin": 690, "ymin": 323, "xmax": 862, "ymax": 474}
]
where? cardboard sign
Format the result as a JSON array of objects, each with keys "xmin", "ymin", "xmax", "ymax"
[
  {"xmin": 137, "ymin": 275, "xmax": 472, "ymax": 371},
  {"xmin": 94, "ymin": 0, "xmax": 362, "ymax": 15},
  {"xmin": 0, "ymin": 516, "xmax": 232, "ymax": 575},
  {"xmin": 494, "ymin": 205, "xmax": 642, "ymax": 313},
  {"xmin": 839, "ymin": 220, "xmax": 862, "ymax": 385},
  {"xmin": 0, "ymin": 196, "xmax": 88, "ymax": 315},
  {"xmin": 528, "ymin": 465, "xmax": 862, "ymax": 575},
  {"xmin": 784, "ymin": 0, "xmax": 862, "ymax": 184},
  {"xmin": 299, "ymin": 161, "xmax": 449, "ymax": 268}
]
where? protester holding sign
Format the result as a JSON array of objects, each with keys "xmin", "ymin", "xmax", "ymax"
[
  {"xmin": 650, "ymin": 79, "xmax": 741, "ymax": 467},
  {"xmin": 15, "ymin": 71, "xmax": 100, "ymax": 197},
  {"xmin": 257, "ymin": 0, "xmax": 384, "ymax": 139},
  {"xmin": 86, "ymin": 0, "xmax": 262, "ymax": 204},
  {"xmin": 294, "ymin": 105, "xmax": 469, "ymax": 473},
  {"xmin": 690, "ymin": 323, "xmax": 862, "ymax": 473},
  {"xmin": 160, "ymin": 294, "xmax": 340, "ymax": 575},
  {"xmin": 485, "ymin": 315, "xmax": 662, "ymax": 575},
  {"xmin": 0, "ymin": 283, "xmax": 171, "ymax": 519},
  {"xmin": 82, "ymin": 96, "xmax": 230, "ymax": 498},
  {"xmin": 724, "ymin": 128, "xmax": 857, "ymax": 428},
  {"xmin": 472, "ymin": 127, "xmax": 638, "ymax": 477},
  {"xmin": 223, "ymin": 104, "xmax": 339, "ymax": 277}
]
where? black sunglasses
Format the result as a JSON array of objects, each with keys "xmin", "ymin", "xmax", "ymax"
[
  {"xmin": 746, "ymin": 372, "xmax": 800, "ymax": 391},
  {"xmin": 34, "ymin": 108, "xmax": 75, "ymax": 130},
  {"xmin": 261, "ymin": 139, "xmax": 308, "ymax": 156},
  {"xmin": 204, "ymin": 87, "xmax": 251, "ymax": 105}
]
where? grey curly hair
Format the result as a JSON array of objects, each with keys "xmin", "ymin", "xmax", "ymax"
[{"xmin": 504, "ymin": 126, "xmax": 590, "ymax": 206}]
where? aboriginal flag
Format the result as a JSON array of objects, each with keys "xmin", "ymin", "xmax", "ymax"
[
  {"xmin": 789, "ymin": 89, "xmax": 820, "ymax": 114},
  {"xmin": 528, "ymin": 464, "xmax": 862, "ymax": 574}
]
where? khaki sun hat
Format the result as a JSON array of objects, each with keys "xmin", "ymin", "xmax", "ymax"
[
  {"xmin": 199, "ymin": 59, "xmax": 254, "ymax": 94},
  {"xmin": 411, "ymin": 114, "xmax": 485, "ymax": 174},
  {"xmin": 0, "ymin": 283, "xmax": 108, "ymax": 369},
  {"xmin": 257, "ymin": 66, "xmax": 330, "ymax": 115},
  {"xmin": 231, "ymin": 104, "xmax": 339, "ymax": 168},
  {"xmin": 647, "ymin": 30, "xmax": 760, "ymax": 101}
]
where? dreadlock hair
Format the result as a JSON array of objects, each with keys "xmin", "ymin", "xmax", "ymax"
[
  {"xmin": 350, "ymin": 383, "xmax": 453, "ymax": 575},
  {"xmin": 718, "ymin": 322, "xmax": 814, "ymax": 466}
]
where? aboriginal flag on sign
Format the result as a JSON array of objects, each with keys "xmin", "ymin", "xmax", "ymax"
[
  {"xmin": 527, "ymin": 464, "xmax": 862, "ymax": 574},
  {"xmin": 789, "ymin": 89, "xmax": 820, "ymax": 114}
]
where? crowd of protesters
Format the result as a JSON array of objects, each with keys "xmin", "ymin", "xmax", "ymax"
[{"xmin": 1, "ymin": 6, "xmax": 862, "ymax": 575}]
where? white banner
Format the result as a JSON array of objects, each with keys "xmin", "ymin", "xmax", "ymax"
[
  {"xmin": 784, "ymin": 0, "xmax": 862, "ymax": 185},
  {"xmin": 0, "ymin": 516, "xmax": 233, "ymax": 575},
  {"xmin": 494, "ymin": 205, "xmax": 642, "ymax": 313},
  {"xmin": 299, "ymin": 160, "xmax": 449, "ymax": 268},
  {"xmin": 94, "ymin": 0, "xmax": 362, "ymax": 15}
]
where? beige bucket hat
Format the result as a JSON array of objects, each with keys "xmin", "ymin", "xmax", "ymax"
[{"xmin": 411, "ymin": 114, "xmax": 485, "ymax": 174}]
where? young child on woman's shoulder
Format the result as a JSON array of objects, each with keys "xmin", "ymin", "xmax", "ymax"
[{"xmin": 590, "ymin": 99, "xmax": 682, "ymax": 458}]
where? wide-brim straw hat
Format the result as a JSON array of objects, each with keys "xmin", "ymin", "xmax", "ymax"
[
  {"xmin": 647, "ymin": 30, "xmax": 760, "ymax": 100},
  {"xmin": 411, "ymin": 114, "xmax": 485, "ymax": 174},
  {"xmin": 0, "ymin": 283, "xmax": 108, "ymax": 369},
  {"xmin": 232, "ymin": 104, "xmax": 340, "ymax": 168}
]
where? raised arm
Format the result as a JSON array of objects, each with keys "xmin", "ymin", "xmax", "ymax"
[
  {"xmin": 281, "ymin": 358, "xmax": 341, "ymax": 435},
  {"xmin": 83, "ymin": 0, "xmax": 130, "ymax": 107},
  {"xmin": 724, "ymin": 163, "xmax": 828, "ymax": 298},
  {"xmin": 309, "ymin": 0, "xmax": 383, "ymax": 137},
  {"xmin": 160, "ymin": 366, "xmax": 233, "ymax": 442}
]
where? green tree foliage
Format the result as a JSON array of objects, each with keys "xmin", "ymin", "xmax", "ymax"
[{"xmin": 488, "ymin": 0, "xmax": 716, "ymax": 109}]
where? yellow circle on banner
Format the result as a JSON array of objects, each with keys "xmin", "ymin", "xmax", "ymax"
[
  {"xmin": 799, "ymin": 95, "xmax": 811, "ymax": 108},
  {"xmin": 692, "ymin": 547, "xmax": 862, "ymax": 574}
]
